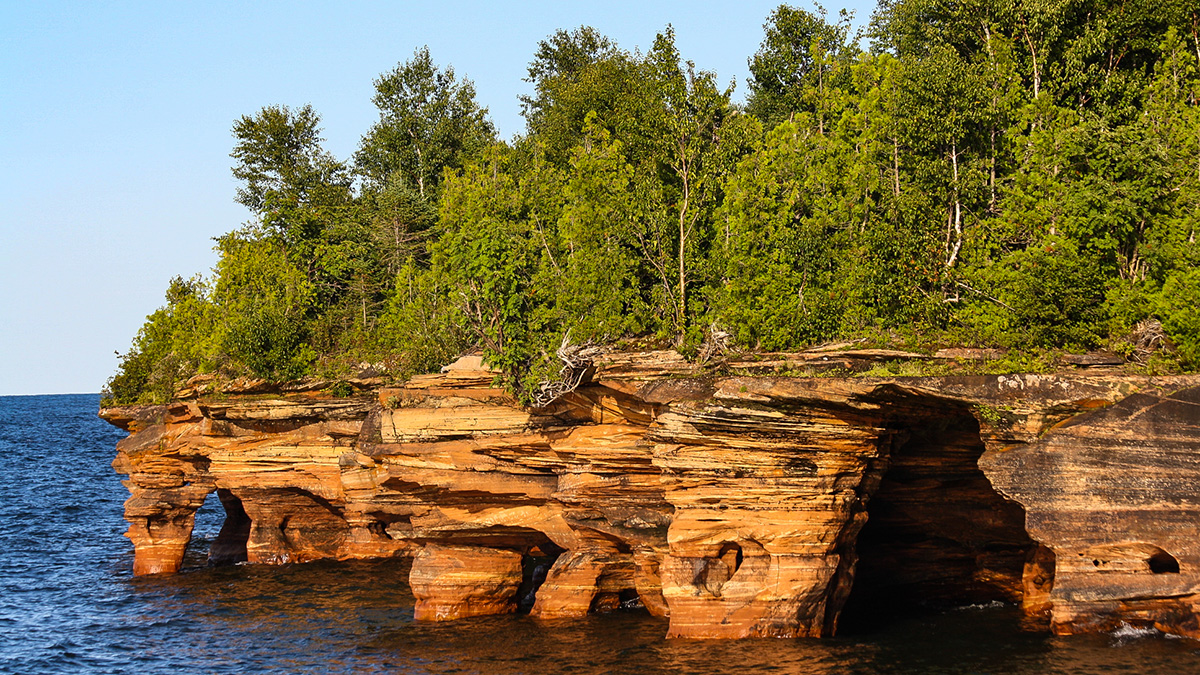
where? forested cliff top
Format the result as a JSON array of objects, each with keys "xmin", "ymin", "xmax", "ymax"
[{"xmin": 106, "ymin": 1, "xmax": 1200, "ymax": 405}]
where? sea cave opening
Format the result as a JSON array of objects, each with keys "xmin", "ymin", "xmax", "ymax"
[
  {"xmin": 837, "ymin": 405, "xmax": 1038, "ymax": 635},
  {"xmin": 517, "ymin": 547, "xmax": 563, "ymax": 613},
  {"xmin": 189, "ymin": 488, "xmax": 250, "ymax": 567},
  {"xmin": 179, "ymin": 489, "xmax": 228, "ymax": 569}
]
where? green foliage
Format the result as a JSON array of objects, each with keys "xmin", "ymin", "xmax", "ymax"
[
  {"xmin": 362, "ymin": 176, "xmax": 437, "ymax": 275},
  {"xmin": 859, "ymin": 359, "xmax": 954, "ymax": 377},
  {"xmin": 433, "ymin": 27, "xmax": 755, "ymax": 399},
  {"xmin": 720, "ymin": 119, "xmax": 843, "ymax": 348},
  {"xmin": 962, "ymin": 237, "xmax": 1109, "ymax": 350},
  {"xmin": 965, "ymin": 350, "xmax": 1060, "ymax": 376},
  {"xmin": 230, "ymin": 105, "xmax": 352, "ymax": 243},
  {"xmin": 222, "ymin": 305, "xmax": 314, "ymax": 380},
  {"xmin": 1155, "ymin": 268, "xmax": 1200, "ymax": 366},
  {"xmin": 376, "ymin": 260, "xmax": 471, "ymax": 379},
  {"xmin": 556, "ymin": 121, "xmax": 654, "ymax": 340},
  {"xmin": 104, "ymin": 276, "xmax": 217, "ymax": 404},
  {"xmin": 522, "ymin": 26, "xmax": 618, "ymax": 132},
  {"xmin": 747, "ymin": 4, "xmax": 858, "ymax": 129},
  {"xmin": 432, "ymin": 143, "xmax": 559, "ymax": 396},
  {"xmin": 213, "ymin": 234, "xmax": 316, "ymax": 379},
  {"xmin": 356, "ymin": 47, "xmax": 496, "ymax": 198},
  {"xmin": 973, "ymin": 404, "xmax": 1016, "ymax": 428},
  {"xmin": 109, "ymin": 4, "xmax": 1200, "ymax": 404}
]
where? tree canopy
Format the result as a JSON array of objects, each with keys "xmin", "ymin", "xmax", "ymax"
[
  {"xmin": 355, "ymin": 46, "xmax": 496, "ymax": 198},
  {"xmin": 108, "ymin": 2, "xmax": 1200, "ymax": 405}
]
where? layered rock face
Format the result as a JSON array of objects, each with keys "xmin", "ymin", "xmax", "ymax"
[
  {"xmin": 104, "ymin": 353, "xmax": 1200, "ymax": 639},
  {"xmin": 980, "ymin": 385, "xmax": 1200, "ymax": 637}
]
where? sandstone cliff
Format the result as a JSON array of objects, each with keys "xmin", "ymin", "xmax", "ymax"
[{"xmin": 103, "ymin": 351, "xmax": 1200, "ymax": 639}]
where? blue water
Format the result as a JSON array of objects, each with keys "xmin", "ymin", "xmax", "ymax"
[{"xmin": 2, "ymin": 394, "xmax": 1199, "ymax": 674}]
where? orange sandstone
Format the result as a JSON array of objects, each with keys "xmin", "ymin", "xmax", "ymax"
[{"xmin": 104, "ymin": 352, "xmax": 1200, "ymax": 638}]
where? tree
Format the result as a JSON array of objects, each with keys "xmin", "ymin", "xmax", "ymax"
[
  {"xmin": 519, "ymin": 31, "xmax": 663, "ymax": 165},
  {"xmin": 896, "ymin": 42, "xmax": 990, "ymax": 270},
  {"xmin": 873, "ymin": 0, "xmax": 1196, "ymax": 123},
  {"xmin": 104, "ymin": 276, "xmax": 218, "ymax": 404},
  {"xmin": 213, "ymin": 233, "xmax": 317, "ymax": 379},
  {"xmin": 555, "ymin": 118, "xmax": 654, "ymax": 340},
  {"xmin": 231, "ymin": 104, "xmax": 350, "ymax": 216},
  {"xmin": 748, "ymin": 4, "xmax": 858, "ymax": 130},
  {"xmin": 522, "ymin": 26, "xmax": 617, "ymax": 129},
  {"xmin": 355, "ymin": 47, "xmax": 495, "ymax": 198},
  {"xmin": 432, "ymin": 144, "xmax": 563, "ymax": 397},
  {"xmin": 721, "ymin": 120, "xmax": 843, "ymax": 347},
  {"xmin": 362, "ymin": 175, "xmax": 437, "ymax": 276},
  {"xmin": 230, "ymin": 104, "xmax": 353, "ymax": 256},
  {"xmin": 648, "ymin": 27, "xmax": 743, "ymax": 335}
]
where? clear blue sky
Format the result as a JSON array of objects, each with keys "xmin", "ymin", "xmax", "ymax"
[{"xmin": 0, "ymin": 0, "xmax": 877, "ymax": 396}]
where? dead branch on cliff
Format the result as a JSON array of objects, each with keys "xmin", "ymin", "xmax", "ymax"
[
  {"xmin": 1128, "ymin": 319, "xmax": 1171, "ymax": 363},
  {"xmin": 529, "ymin": 332, "xmax": 604, "ymax": 408},
  {"xmin": 697, "ymin": 323, "xmax": 732, "ymax": 366}
]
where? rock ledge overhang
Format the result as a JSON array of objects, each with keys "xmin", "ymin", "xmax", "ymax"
[{"xmin": 103, "ymin": 352, "xmax": 1200, "ymax": 639}]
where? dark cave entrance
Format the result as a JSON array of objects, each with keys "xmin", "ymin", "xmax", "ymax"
[
  {"xmin": 837, "ymin": 405, "xmax": 1038, "ymax": 634},
  {"xmin": 517, "ymin": 547, "xmax": 564, "ymax": 613},
  {"xmin": 1149, "ymin": 549, "xmax": 1181, "ymax": 574},
  {"xmin": 207, "ymin": 489, "xmax": 251, "ymax": 566}
]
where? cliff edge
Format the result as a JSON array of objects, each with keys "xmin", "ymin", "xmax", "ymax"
[{"xmin": 102, "ymin": 351, "xmax": 1200, "ymax": 639}]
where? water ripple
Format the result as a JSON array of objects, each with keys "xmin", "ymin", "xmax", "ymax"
[{"xmin": 1, "ymin": 394, "xmax": 1199, "ymax": 674}]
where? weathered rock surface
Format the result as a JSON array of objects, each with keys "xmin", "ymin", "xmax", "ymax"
[
  {"xmin": 103, "ymin": 353, "xmax": 1200, "ymax": 639},
  {"xmin": 980, "ymin": 385, "xmax": 1200, "ymax": 638},
  {"xmin": 410, "ymin": 544, "xmax": 524, "ymax": 620}
]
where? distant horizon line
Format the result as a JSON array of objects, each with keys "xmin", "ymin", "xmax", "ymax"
[{"xmin": 0, "ymin": 392, "xmax": 101, "ymax": 398}]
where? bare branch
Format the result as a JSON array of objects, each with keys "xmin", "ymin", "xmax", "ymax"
[{"xmin": 529, "ymin": 331, "xmax": 605, "ymax": 408}]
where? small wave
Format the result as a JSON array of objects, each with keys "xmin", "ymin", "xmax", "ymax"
[
  {"xmin": 1110, "ymin": 622, "xmax": 1162, "ymax": 644},
  {"xmin": 954, "ymin": 600, "xmax": 1009, "ymax": 611}
]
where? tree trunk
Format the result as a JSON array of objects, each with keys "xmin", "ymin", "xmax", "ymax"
[
  {"xmin": 990, "ymin": 127, "xmax": 997, "ymax": 212},
  {"xmin": 1022, "ymin": 26, "xmax": 1041, "ymax": 99},
  {"xmin": 946, "ymin": 143, "xmax": 963, "ymax": 268},
  {"xmin": 678, "ymin": 162, "xmax": 690, "ymax": 331}
]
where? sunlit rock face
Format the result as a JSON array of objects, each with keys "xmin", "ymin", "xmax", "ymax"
[
  {"xmin": 980, "ymin": 385, "xmax": 1200, "ymax": 639},
  {"xmin": 409, "ymin": 544, "xmax": 524, "ymax": 620},
  {"xmin": 105, "ymin": 353, "xmax": 1200, "ymax": 639}
]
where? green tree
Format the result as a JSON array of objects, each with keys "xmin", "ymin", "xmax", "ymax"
[
  {"xmin": 376, "ymin": 260, "xmax": 471, "ymax": 379},
  {"xmin": 720, "ymin": 120, "xmax": 843, "ymax": 347},
  {"xmin": 355, "ymin": 47, "xmax": 495, "ymax": 198},
  {"xmin": 522, "ymin": 26, "xmax": 618, "ymax": 130},
  {"xmin": 104, "ymin": 276, "xmax": 218, "ymax": 404},
  {"xmin": 230, "ymin": 104, "xmax": 352, "ymax": 244},
  {"xmin": 362, "ymin": 174, "xmax": 438, "ymax": 276},
  {"xmin": 747, "ymin": 4, "xmax": 858, "ymax": 130},
  {"xmin": 897, "ymin": 42, "xmax": 990, "ymax": 271},
  {"xmin": 433, "ymin": 144, "xmax": 561, "ymax": 394},
  {"xmin": 554, "ymin": 118, "xmax": 654, "ymax": 340},
  {"xmin": 1154, "ymin": 268, "xmax": 1200, "ymax": 366},
  {"xmin": 213, "ymin": 233, "xmax": 317, "ymax": 379}
]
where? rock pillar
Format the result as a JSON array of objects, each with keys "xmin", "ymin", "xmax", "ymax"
[{"xmin": 409, "ymin": 545, "xmax": 524, "ymax": 621}]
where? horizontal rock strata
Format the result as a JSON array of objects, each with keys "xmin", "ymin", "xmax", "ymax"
[
  {"xmin": 104, "ymin": 352, "xmax": 1200, "ymax": 639},
  {"xmin": 980, "ymin": 385, "xmax": 1200, "ymax": 637}
]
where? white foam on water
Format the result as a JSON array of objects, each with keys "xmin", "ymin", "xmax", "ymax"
[
  {"xmin": 954, "ymin": 600, "xmax": 1008, "ymax": 611},
  {"xmin": 1110, "ymin": 622, "xmax": 1162, "ymax": 644}
]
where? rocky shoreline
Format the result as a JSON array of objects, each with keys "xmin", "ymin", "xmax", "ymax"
[{"xmin": 103, "ymin": 351, "xmax": 1200, "ymax": 639}]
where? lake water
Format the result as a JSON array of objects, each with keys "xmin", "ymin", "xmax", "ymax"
[{"xmin": 2, "ymin": 393, "xmax": 1199, "ymax": 674}]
